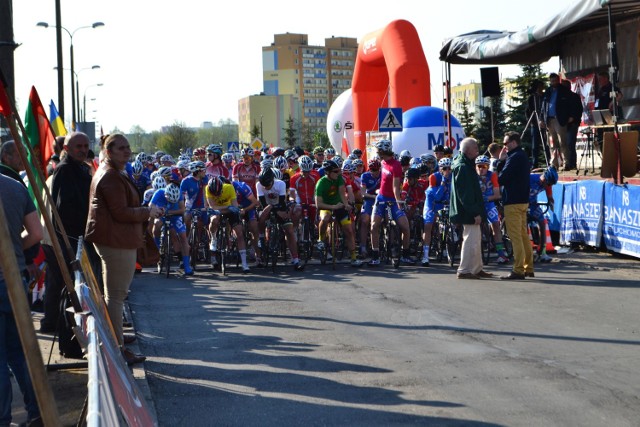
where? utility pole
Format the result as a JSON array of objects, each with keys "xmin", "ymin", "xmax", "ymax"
[
  {"xmin": 55, "ymin": 0, "xmax": 64, "ymax": 120},
  {"xmin": 0, "ymin": 0, "xmax": 18, "ymax": 102}
]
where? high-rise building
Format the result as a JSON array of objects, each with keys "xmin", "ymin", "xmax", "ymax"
[{"xmin": 237, "ymin": 93, "xmax": 301, "ymax": 148}]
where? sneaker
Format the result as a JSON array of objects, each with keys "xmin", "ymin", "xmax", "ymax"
[
  {"xmin": 368, "ymin": 258, "xmax": 380, "ymax": 267},
  {"xmin": 178, "ymin": 261, "xmax": 184, "ymax": 269},
  {"xmin": 242, "ymin": 266, "xmax": 250, "ymax": 274},
  {"xmin": 400, "ymin": 256, "xmax": 415, "ymax": 264},
  {"xmin": 421, "ymin": 255, "xmax": 430, "ymax": 267},
  {"xmin": 539, "ymin": 254, "xmax": 552, "ymax": 262},
  {"xmin": 350, "ymin": 259, "xmax": 363, "ymax": 267},
  {"xmin": 210, "ymin": 242, "xmax": 217, "ymax": 252},
  {"xmin": 184, "ymin": 269, "xmax": 194, "ymax": 276},
  {"xmin": 326, "ymin": 252, "xmax": 333, "ymax": 261},
  {"xmin": 496, "ymin": 255, "xmax": 509, "ymax": 264},
  {"xmin": 210, "ymin": 257, "xmax": 218, "ymax": 268},
  {"xmin": 315, "ymin": 241, "xmax": 325, "ymax": 251},
  {"xmin": 293, "ymin": 260, "xmax": 304, "ymax": 271}
]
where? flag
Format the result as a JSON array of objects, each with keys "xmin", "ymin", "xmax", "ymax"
[
  {"xmin": 24, "ymin": 86, "xmax": 55, "ymax": 207},
  {"xmin": 0, "ymin": 82, "xmax": 12, "ymax": 118},
  {"xmin": 49, "ymin": 100, "xmax": 67, "ymax": 137},
  {"xmin": 341, "ymin": 129, "xmax": 350, "ymax": 156}
]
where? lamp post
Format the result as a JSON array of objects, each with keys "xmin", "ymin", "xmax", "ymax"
[
  {"xmin": 83, "ymin": 83, "xmax": 103, "ymax": 122},
  {"xmin": 54, "ymin": 65, "xmax": 100, "ymax": 124},
  {"xmin": 37, "ymin": 21, "xmax": 104, "ymax": 129}
]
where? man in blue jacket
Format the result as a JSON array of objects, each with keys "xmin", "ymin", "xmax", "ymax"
[{"xmin": 497, "ymin": 131, "xmax": 532, "ymax": 280}]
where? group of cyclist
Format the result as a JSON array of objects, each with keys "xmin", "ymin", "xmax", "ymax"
[{"xmin": 126, "ymin": 137, "xmax": 558, "ymax": 276}]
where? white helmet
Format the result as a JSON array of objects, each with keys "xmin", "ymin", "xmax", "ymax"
[
  {"xmin": 332, "ymin": 155, "xmax": 344, "ymax": 168},
  {"xmin": 152, "ymin": 175, "xmax": 167, "ymax": 191},
  {"xmin": 132, "ymin": 160, "xmax": 144, "ymax": 175},
  {"xmin": 160, "ymin": 154, "xmax": 174, "ymax": 164},
  {"xmin": 438, "ymin": 158, "xmax": 452, "ymax": 168},
  {"xmin": 273, "ymin": 156, "xmax": 288, "ymax": 170},
  {"xmin": 375, "ymin": 139, "xmax": 393, "ymax": 153},
  {"xmin": 165, "ymin": 183, "xmax": 181, "ymax": 204},
  {"xmin": 260, "ymin": 158, "xmax": 273, "ymax": 170},
  {"xmin": 176, "ymin": 160, "xmax": 190, "ymax": 170},
  {"xmin": 222, "ymin": 153, "xmax": 234, "ymax": 163},
  {"xmin": 157, "ymin": 166, "xmax": 172, "ymax": 177},
  {"xmin": 188, "ymin": 161, "xmax": 206, "ymax": 173},
  {"xmin": 298, "ymin": 155, "xmax": 314, "ymax": 172},
  {"xmin": 271, "ymin": 168, "xmax": 283, "ymax": 180}
]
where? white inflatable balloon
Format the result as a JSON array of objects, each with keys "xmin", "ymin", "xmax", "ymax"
[
  {"xmin": 393, "ymin": 106, "xmax": 465, "ymax": 156},
  {"xmin": 326, "ymin": 88, "xmax": 354, "ymax": 154}
]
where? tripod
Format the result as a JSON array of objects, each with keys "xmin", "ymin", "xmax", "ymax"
[
  {"xmin": 576, "ymin": 127, "xmax": 602, "ymax": 175},
  {"xmin": 521, "ymin": 110, "xmax": 551, "ymax": 168}
]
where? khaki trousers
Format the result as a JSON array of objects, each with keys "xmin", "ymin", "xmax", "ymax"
[
  {"xmin": 457, "ymin": 224, "xmax": 483, "ymax": 275},
  {"xmin": 547, "ymin": 117, "xmax": 568, "ymax": 168},
  {"xmin": 504, "ymin": 204, "xmax": 534, "ymax": 275},
  {"xmin": 94, "ymin": 244, "xmax": 137, "ymax": 346}
]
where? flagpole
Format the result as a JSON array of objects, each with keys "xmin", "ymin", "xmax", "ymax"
[{"xmin": 0, "ymin": 196, "xmax": 62, "ymax": 427}]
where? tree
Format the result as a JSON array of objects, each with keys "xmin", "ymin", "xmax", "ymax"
[
  {"xmin": 249, "ymin": 124, "xmax": 261, "ymax": 141},
  {"xmin": 156, "ymin": 121, "xmax": 197, "ymax": 156},
  {"xmin": 459, "ymin": 98, "xmax": 476, "ymax": 137},
  {"xmin": 282, "ymin": 115, "xmax": 297, "ymax": 148},
  {"xmin": 128, "ymin": 125, "xmax": 146, "ymax": 153},
  {"xmin": 474, "ymin": 85, "xmax": 507, "ymax": 151}
]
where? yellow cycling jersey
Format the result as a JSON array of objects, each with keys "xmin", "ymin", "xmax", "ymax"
[{"xmin": 205, "ymin": 183, "xmax": 236, "ymax": 207}]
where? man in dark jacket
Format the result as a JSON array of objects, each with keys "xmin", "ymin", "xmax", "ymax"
[
  {"xmin": 561, "ymin": 80, "xmax": 584, "ymax": 171},
  {"xmin": 542, "ymin": 73, "xmax": 574, "ymax": 170},
  {"xmin": 41, "ymin": 132, "xmax": 94, "ymax": 332},
  {"xmin": 450, "ymin": 138, "xmax": 492, "ymax": 280},
  {"xmin": 497, "ymin": 131, "xmax": 532, "ymax": 280}
]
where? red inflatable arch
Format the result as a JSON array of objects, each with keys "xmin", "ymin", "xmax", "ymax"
[{"xmin": 352, "ymin": 20, "xmax": 431, "ymax": 155}]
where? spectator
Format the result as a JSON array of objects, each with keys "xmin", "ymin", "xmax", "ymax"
[
  {"xmin": 487, "ymin": 143, "xmax": 502, "ymax": 172},
  {"xmin": 561, "ymin": 80, "xmax": 584, "ymax": 171},
  {"xmin": 450, "ymin": 138, "xmax": 492, "ymax": 279},
  {"xmin": 46, "ymin": 135, "xmax": 65, "ymax": 176},
  {"xmin": 497, "ymin": 131, "xmax": 533, "ymax": 280},
  {"xmin": 525, "ymin": 80, "xmax": 549, "ymax": 168},
  {"xmin": 542, "ymin": 73, "xmax": 574, "ymax": 171},
  {"xmin": 0, "ymin": 173, "xmax": 43, "ymax": 426},
  {"xmin": 595, "ymin": 72, "xmax": 623, "ymax": 115},
  {"xmin": 85, "ymin": 134, "xmax": 163, "ymax": 365},
  {"xmin": 0, "ymin": 140, "xmax": 24, "ymax": 183}
]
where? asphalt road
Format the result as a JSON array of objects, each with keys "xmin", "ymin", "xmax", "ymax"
[{"xmin": 129, "ymin": 257, "xmax": 640, "ymax": 426}]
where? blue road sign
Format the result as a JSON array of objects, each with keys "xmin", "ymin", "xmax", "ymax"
[{"xmin": 378, "ymin": 108, "xmax": 403, "ymax": 132}]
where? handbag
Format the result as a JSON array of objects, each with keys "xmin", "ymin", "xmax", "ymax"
[{"xmin": 137, "ymin": 223, "xmax": 160, "ymax": 267}]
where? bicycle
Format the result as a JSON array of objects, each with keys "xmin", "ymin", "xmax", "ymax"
[
  {"xmin": 297, "ymin": 204, "xmax": 316, "ymax": 264},
  {"xmin": 528, "ymin": 202, "xmax": 550, "ymax": 261},
  {"xmin": 319, "ymin": 211, "xmax": 345, "ymax": 270},
  {"xmin": 435, "ymin": 205, "xmax": 461, "ymax": 267},
  {"xmin": 480, "ymin": 220, "xmax": 493, "ymax": 265},
  {"xmin": 213, "ymin": 213, "xmax": 230, "ymax": 276},
  {"xmin": 265, "ymin": 210, "xmax": 283, "ymax": 273},
  {"xmin": 377, "ymin": 201, "xmax": 401, "ymax": 269},
  {"xmin": 158, "ymin": 214, "xmax": 180, "ymax": 278},
  {"xmin": 187, "ymin": 209, "xmax": 210, "ymax": 272}
]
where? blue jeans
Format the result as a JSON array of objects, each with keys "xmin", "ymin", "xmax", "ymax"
[{"xmin": 0, "ymin": 280, "xmax": 40, "ymax": 425}]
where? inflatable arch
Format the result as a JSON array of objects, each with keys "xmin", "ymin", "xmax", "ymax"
[{"xmin": 352, "ymin": 20, "xmax": 431, "ymax": 155}]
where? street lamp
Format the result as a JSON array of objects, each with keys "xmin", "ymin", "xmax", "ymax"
[
  {"xmin": 37, "ymin": 21, "xmax": 104, "ymax": 129},
  {"xmin": 53, "ymin": 65, "xmax": 100, "ymax": 122},
  {"xmin": 83, "ymin": 83, "xmax": 103, "ymax": 122}
]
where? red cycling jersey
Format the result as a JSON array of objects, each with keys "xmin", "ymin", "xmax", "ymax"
[
  {"xmin": 233, "ymin": 162, "xmax": 260, "ymax": 194},
  {"xmin": 290, "ymin": 171, "xmax": 319, "ymax": 205},
  {"xmin": 402, "ymin": 179, "xmax": 428, "ymax": 206}
]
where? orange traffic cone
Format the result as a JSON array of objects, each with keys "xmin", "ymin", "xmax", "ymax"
[
  {"xmin": 528, "ymin": 225, "xmax": 538, "ymax": 251},
  {"xmin": 135, "ymin": 262, "xmax": 142, "ymax": 273},
  {"xmin": 543, "ymin": 219, "xmax": 556, "ymax": 254}
]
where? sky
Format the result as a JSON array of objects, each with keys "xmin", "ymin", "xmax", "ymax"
[{"xmin": 12, "ymin": 0, "xmax": 576, "ymax": 133}]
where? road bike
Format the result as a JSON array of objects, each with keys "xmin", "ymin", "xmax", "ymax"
[
  {"xmin": 377, "ymin": 201, "xmax": 401, "ymax": 269},
  {"xmin": 187, "ymin": 209, "xmax": 210, "ymax": 272}
]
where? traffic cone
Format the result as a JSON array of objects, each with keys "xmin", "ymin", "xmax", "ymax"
[
  {"xmin": 543, "ymin": 219, "xmax": 556, "ymax": 254},
  {"xmin": 528, "ymin": 225, "xmax": 538, "ymax": 251},
  {"xmin": 135, "ymin": 262, "xmax": 142, "ymax": 273}
]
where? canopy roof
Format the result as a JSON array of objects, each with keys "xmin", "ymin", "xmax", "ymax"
[{"xmin": 439, "ymin": 0, "xmax": 640, "ymax": 64}]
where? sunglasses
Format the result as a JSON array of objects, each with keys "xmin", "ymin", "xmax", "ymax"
[
  {"xmin": 476, "ymin": 165, "xmax": 488, "ymax": 169},
  {"xmin": 440, "ymin": 167, "xmax": 451, "ymax": 171}
]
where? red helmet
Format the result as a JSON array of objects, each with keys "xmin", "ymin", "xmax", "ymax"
[{"xmin": 368, "ymin": 158, "xmax": 381, "ymax": 170}]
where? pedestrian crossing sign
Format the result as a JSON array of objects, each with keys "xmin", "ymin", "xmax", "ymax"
[
  {"xmin": 378, "ymin": 108, "xmax": 403, "ymax": 132},
  {"xmin": 251, "ymin": 138, "xmax": 264, "ymax": 151},
  {"xmin": 227, "ymin": 141, "xmax": 240, "ymax": 153}
]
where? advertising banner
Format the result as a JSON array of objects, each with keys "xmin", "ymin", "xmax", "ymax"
[
  {"xmin": 560, "ymin": 180, "xmax": 605, "ymax": 246},
  {"xmin": 603, "ymin": 183, "xmax": 640, "ymax": 257},
  {"xmin": 539, "ymin": 182, "xmax": 564, "ymax": 232}
]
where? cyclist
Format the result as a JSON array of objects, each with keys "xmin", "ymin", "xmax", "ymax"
[
  {"xmin": 324, "ymin": 147, "xmax": 336, "ymax": 160},
  {"xmin": 205, "ymin": 144, "xmax": 230, "ymax": 180},
  {"xmin": 176, "ymin": 159, "xmax": 190, "ymax": 180},
  {"xmin": 150, "ymin": 183, "xmax": 193, "ymax": 275},
  {"xmin": 399, "ymin": 150, "xmax": 412, "ymax": 174},
  {"xmin": 193, "ymin": 147, "xmax": 206, "ymax": 162},
  {"xmin": 315, "ymin": 160, "xmax": 363, "ymax": 267},
  {"xmin": 232, "ymin": 179, "xmax": 261, "ymax": 267},
  {"xmin": 233, "ymin": 148, "xmax": 260, "ymax": 194},
  {"xmin": 443, "ymin": 146, "xmax": 454, "ymax": 158},
  {"xmin": 205, "ymin": 176, "xmax": 250, "ymax": 273},
  {"xmin": 312, "ymin": 146, "xmax": 325, "ymax": 169},
  {"xmin": 351, "ymin": 148, "xmax": 363, "ymax": 160},
  {"xmin": 343, "ymin": 162, "xmax": 363, "ymax": 207},
  {"xmin": 369, "ymin": 140, "xmax": 414, "ymax": 266},
  {"xmin": 475, "ymin": 155, "xmax": 509, "ymax": 263},
  {"xmin": 352, "ymin": 158, "xmax": 364, "ymax": 177},
  {"xmin": 359, "ymin": 158, "xmax": 382, "ymax": 258},
  {"xmin": 421, "ymin": 157, "xmax": 453, "ymax": 267},
  {"xmin": 433, "ymin": 145, "xmax": 445, "ymax": 162},
  {"xmin": 131, "ymin": 159, "xmax": 150, "ymax": 200},
  {"xmin": 221, "ymin": 153, "xmax": 235, "ymax": 177},
  {"xmin": 273, "ymin": 156, "xmax": 291, "ymax": 189},
  {"xmin": 160, "ymin": 154, "xmax": 175, "ymax": 167},
  {"xmin": 290, "ymin": 155, "xmax": 320, "ymax": 227},
  {"xmin": 180, "ymin": 161, "xmax": 208, "ymax": 230},
  {"xmin": 402, "ymin": 167, "xmax": 427, "ymax": 220},
  {"xmin": 420, "ymin": 153, "xmax": 438, "ymax": 177},
  {"xmin": 528, "ymin": 166, "xmax": 558, "ymax": 262},
  {"xmin": 256, "ymin": 168, "xmax": 304, "ymax": 271},
  {"xmin": 285, "ymin": 149, "xmax": 300, "ymax": 177}
]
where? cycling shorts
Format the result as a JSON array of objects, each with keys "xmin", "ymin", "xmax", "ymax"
[
  {"xmin": 170, "ymin": 216, "xmax": 187, "ymax": 234},
  {"xmin": 211, "ymin": 210, "xmax": 241, "ymax": 227},
  {"xmin": 373, "ymin": 195, "xmax": 406, "ymax": 221},
  {"xmin": 319, "ymin": 208, "xmax": 351, "ymax": 225},
  {"xmin": 529, "ymin": 204, "xmax": 544, "ymax": 222},
  {"xmin": 361, "ymin": 198, "xmax": 375, "ymax": 216},
  {"xmin": 242, "ymin": 208, "xmax": 257, "ymax": 222},
  {"xmin": 423, "ymin": 202, "xmax": 443, "ymax": 225},
  {"xmin": 485, "ymin": 202, "xmax": 499, "ymax": 224}
]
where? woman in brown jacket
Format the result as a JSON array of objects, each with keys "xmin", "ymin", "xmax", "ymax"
[{"xmin": 85, "ymin": 134, "xmax": 162, "ymax": 364}]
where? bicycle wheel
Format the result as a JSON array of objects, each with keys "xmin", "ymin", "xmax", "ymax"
[
  {"xmin": 501, "ymin": 220, "xmax": 513, "ymax": 258},
  {"xmin": 301, "ymin": 219, "xmax": 313, "ymax": 263},
  {"xmin": 529, "ymin": 222, "xmax": 541, "ymax": 255},
  {"xmin": 446, "ymin": 224, "xmax": 458, "ymax": 268},
  {"xmin": 219, "ymin": 224, "xmax": 227, "ymax": 276},
  {"xmin": 331, "ymin": 221, "xmax": 337, "ymax": 270},
  {"xmin": 189, "ymin": 224, "xmax": 199, "ymax": 272},
  {"xmin": 269, "ymin": 224, "xmax": 279, "ymax": 273},
  {"xmin": 164, "ymin": 229, "xmax": 171, "ymax": 278},
  {"xmin": 389, "ymin": 223, "xmax": 400, "ymax": 269},
  {"xmin": 481, "ymin": 222, "xmax": 491, "ymax": 265}
]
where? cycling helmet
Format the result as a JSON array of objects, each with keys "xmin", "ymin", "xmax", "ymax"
[
  {"xmin": 157, "ymin": 166, "xmax": 172, "ymax": 177},
  {"xmin": 433, "ymin": 144, "xmax": 445, "ymax": 153},
  {"xmin": 443, "ymin": 146, "xmax": 453, "ymax": 156},
  {"xmin": 271, "ymin": 146, "xmax": 285, "ymax": 157},
  {"xmin": 375, "ymin": 139, "xmax": 393, "ymax": 153},
  {"xmin": 368, "ymin": 158, "xmax": 381, "ymax": 170},
  {"xmin": 400, "ymin": 149, "xmax": 412, "ymax": 158},
  {"xmin": 298, "ymin": 155, "xmax": 314, "ymax": 172},
  {"xmin": 160, "ymin": 154, "xmax": 174, "ymax": 164},
  {"xmin": 152, "ymin": 175, "xmax": 167, "ymax": 191},
  {"xmin": 193, "ymin": 147, "xmax": 206, "ymax": 157},
  {"xmin": 348, "ymin": 153, "xmax": 358, "ymax": 161},
  {"xmin": 143, "ymin": 188, "xmax": 155, "ymax": 204},
  {"xmin": 150, "ymin": 171, "xmax": 158, "ymax": 182},
  {"xmin": 188, "ymin": 161, "xmax": 206, "ymax": 173},
  {"xmin": 154, "ymin": 150, "xmax": 166, "ymax": 159},
  {"xmin": 207, "ymin": 176, "xmax": 224, "ymax": 196},
  {"xmin": 240, "ymin": 147, "xmax": 254, "ymax": 157},
  {"xmin": 294, "ymin": 146, "xmax": 305, "ymax": 157},
  {"xmin": 271, "ymin": 168, "xmax": 283, "ymax": 180},
  {"xmin": 135, "ymin": 152, "xmax": 147, "ymax": 164},
  {"xmin": 405, "ymin": 168, "xmax": 420, "ymax": 179},
  {"xmin": 284, "ymin": 149, "xmax": 298, "ymax": 161},
  {"xmin": 409, "ymin": 157, "xmax": 422, "ymax": 168},
  {"xmin": 438, "ymin": 158, "xmax": 452, "ymax": 168},
  {"xmin": 260, "ymin": 158, "xmax": 274, "ymax": 170},
  {"xmin": 132, "ymin": 160, "xmax": 144, "ymax": 176},
  {"xmin": 324, "ymin": 147, "xmax": 336, "ymax": 156},
  {"xmin": 475, "ymin": 155, "xmax": 490, "ymax": 165},
  {"xmin": 206, "ymin": 144, "xmax": 222, "ymax": 155},
  {"xmin": 352, "ymin": 159, "xmax": 364, "ymax": 168},
  {"xmin": 165, "ymin": 183, "xmax": 181, "ymax": 204},
  {"xmin": 543, "ymin": 166, "xmax": 558, "ymax": 185},
  {"xmin": 421, "ymin": 153, "xmax": 437, "ymax": 164},
  {"xmin": 273, "ymin": 156, "xmax": 288, "ymax": 170},
  {"xmin": 258, "ymin": 167, "xmax": 275, "ymax": 187},
  {"xmin": 313, "ymin": 146, "xmax": 324, "ymax": 154},
  {"xmin": 176, "ymin": 160, "xmax": 189, "ymax": 170},
  {"xmin": 221, "ymin": 153, "xmax": 234, "ymax": 163},
  {"xmin": 332, "ymin": 155, "xmax": 344, "ymax": 168},
  {"xmin": 352, "ymin": 148, "xmax": 363, "ymax": 156},
  {"xmin": 322, "ymin": 160, "xmax": 339, "ymax": 172},
  {"xmin": 178, "ymin": 154, "xmax": 191, "ymax": 162},
  {"xmin": 342, "ymin": 162, "xmax": 356, "ymax": 173}
]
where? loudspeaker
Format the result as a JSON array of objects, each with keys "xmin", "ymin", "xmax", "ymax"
[
  {"xmin": 600, "ymin": 131, "xmax": 638, "ymax": 179},
  {"xmin": 480, "ymin": 67, "xmax": 500, "ymax": 98}
]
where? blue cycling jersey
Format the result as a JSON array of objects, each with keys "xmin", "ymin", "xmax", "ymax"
[
  {"xmin": 232, "ymin": 180, "xmax": 254, "ymax": 208},
  {"xmin": 180, "ymin": 176, "xmax": 205, "ymax": 209},
  {"xmin": 529, "ymin": 174, "xmax": 545, "ymax": 203},
  {"xmin": 150, "ymin": 188, "xmax": 183, "ymax": 211},
  {"xmin": 360, "ymin": 171, "xmax": 381, "ymax": 195}
]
